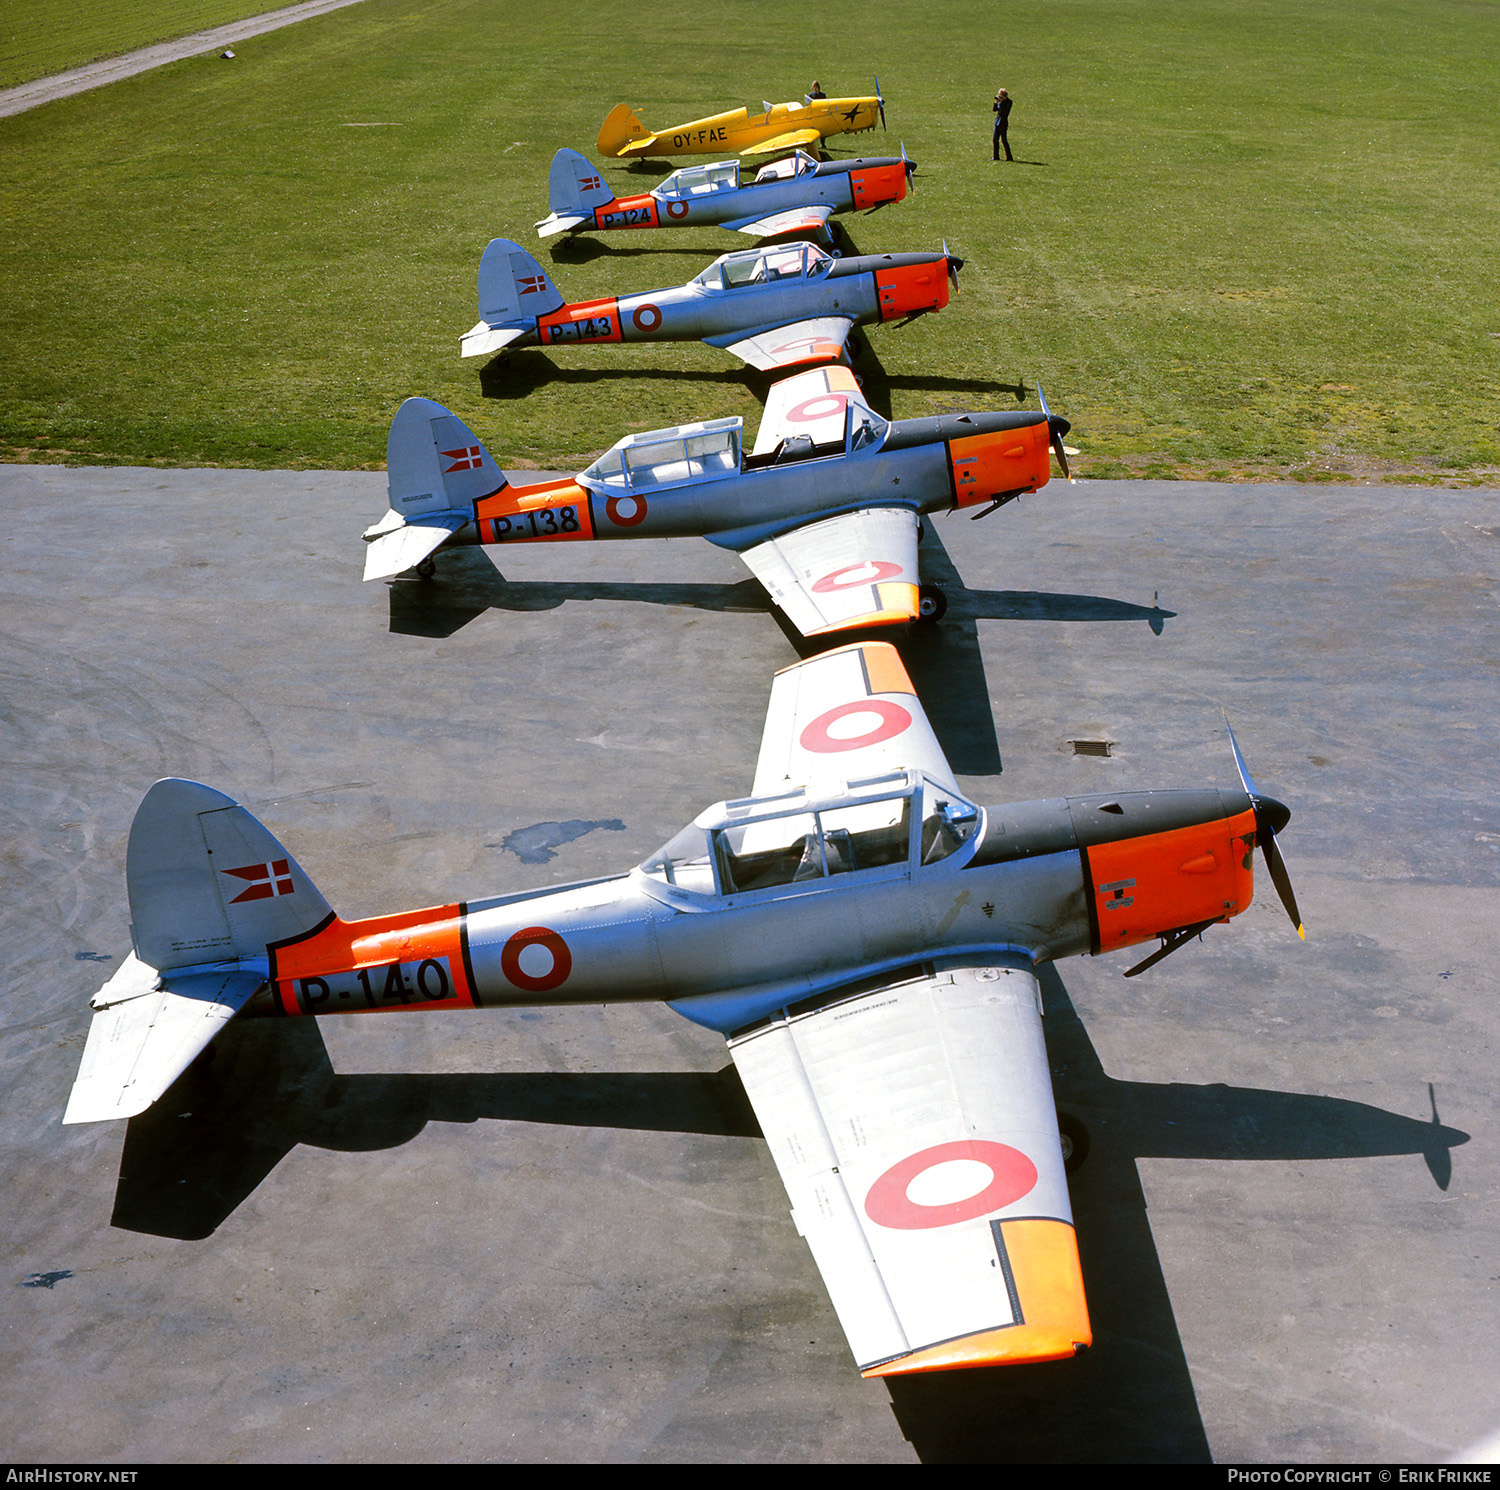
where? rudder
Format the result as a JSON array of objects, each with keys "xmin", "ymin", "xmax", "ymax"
[
  {"xmin": 597, "ymin": 102, "xmax": 654, "ymax": 157},
  {"xmin": 549, "ymin": 148, "xmax": 616, "ymax": 216}
]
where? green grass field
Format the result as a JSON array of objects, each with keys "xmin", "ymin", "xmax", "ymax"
[
  {"xmin": 0, "ymin": 1, "xmax": 297, "ymax": 89},
  {"xmin": 1, "ymin": 0, "xmax": 1496, "ymax": 481}
]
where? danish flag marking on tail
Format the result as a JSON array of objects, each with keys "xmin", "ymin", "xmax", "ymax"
[
  {"xmin": 223, "ymin": 859, "xmax": 295, "ymax": 903},
  {"xmin": 580, "ymin": 175, "xmax": 603, "ymax": 192},
  {"xmin": 442, "ymin": 445, "xmax": 484, "ymax": 472},
  {"xmin": 518, "ymin": 275, "xmax": 548, "ymax": 296}
]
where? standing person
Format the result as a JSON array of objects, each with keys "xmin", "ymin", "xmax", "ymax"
[
  {"xmin": 807, "ymin": 80, "xmax": 826, "ymax": 100},
  {"xmin": 992, "ymin": 87, "xmax": 1013, "ymax": 161}
]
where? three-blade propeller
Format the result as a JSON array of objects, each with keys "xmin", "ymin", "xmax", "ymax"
[
  {"xmin": 1037, "ymin": 384, "xmax": 1073, "ymax": 482},
  {"xmin": 1225, "ymin": 714, "xmax": 1306, "ymax": 939}
]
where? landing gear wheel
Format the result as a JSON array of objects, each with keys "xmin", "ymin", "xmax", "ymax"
[
  {"xmin": 1057, "ymin": 1111, "xmax": 1090, "ymax": 1173},
  {"xmin": 916, "ymin": 584, "xmax": 947, "ymax": 623},
  {"xmin": 415, "ymin": 558, "xmax": 437, "ymax": 579}
]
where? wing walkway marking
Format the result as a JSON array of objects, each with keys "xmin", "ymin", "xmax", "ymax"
[{"xmin": 0, "ymin": 0, "xmax": 369, "ymax": 119}]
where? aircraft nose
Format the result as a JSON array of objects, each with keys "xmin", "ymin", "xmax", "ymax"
[{"xmin": 1257, "ymin": 795, "xmax": 1292, "ymax": 836}]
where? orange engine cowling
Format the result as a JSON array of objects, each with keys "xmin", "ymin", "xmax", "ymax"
[
  {"xmin": 1084, "ymin": 809, "xmax": 1259, "ymax": 954},
  {"xmin": 875, "ymin": 261, "xmax": 949, "ymax": 320},
  {"xmin": 948, "ymin": 424, "xmax": 1053, "ymax": 507},
  {"xmin": 849, "ymin": 163, "xmax": 908, "ymax": 210}
]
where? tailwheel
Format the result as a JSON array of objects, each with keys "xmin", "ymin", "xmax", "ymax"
[
  {"xmin": 916, "ymin": 584, "xmax": 947, "ymax": 623},
  {"xmin": 1057, "ymin": 1111, "xmax": 1090, "ymax": 1173},
  {"xmin": 415, "ymin": 558, "xmax": 437, "ymax": 579}
]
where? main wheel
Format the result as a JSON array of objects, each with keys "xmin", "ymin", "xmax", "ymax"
[
  {"xmin": 916, "ymin": 584, "xmax": 947, "ymax": 623},
  {"xmin": 1057, "ymin": 1111, "xmax": 1090, "ymax": 1173}
]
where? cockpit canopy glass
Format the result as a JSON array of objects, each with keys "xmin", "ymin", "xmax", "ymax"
[
  {"xmin": 752, "ymin": 151, "xmax": 819, "ymax": 184},
  {"xmin": 639, "ymin": 772, "xmax": 979, "ymax": 896},
  {"xmin": 694, "ymin": 241, "xmax": 832, "ymax": 291},
  {"xmin": 581, "ymin": 417, "xmax": 742, "ymax": 492},
  {"xmin": 656, "ymin": 161, "xmax": 740, "ymax": 199}
]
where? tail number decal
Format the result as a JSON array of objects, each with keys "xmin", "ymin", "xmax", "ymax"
[
  {"xmin": 489, "ymin": 504, "xmax": 584, "ymax": 543},
  {"xmin": 292, "ymin": 955, "xmax": 459, "ymax": 1012},
  {"xmin": 544, "ymin": 314, "xmax": 617, "ymax": 344},
  {"xmin": 596, "ymin": 194, "xmax": 660, "ymax": 230}
]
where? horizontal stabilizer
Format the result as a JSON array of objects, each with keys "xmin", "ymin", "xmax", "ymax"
[
  {"xmin": 535, "ymin": 213, "xmax": 591, "ymax": 239},
  {"xmin": 724, "ymin": 204, "xmax": 835, "ymax": 239},
  {"xmin": 461, "ymin": 321, "xmax": 528, "ymax": 359},
  {"xmin": 363, "ymin": 515, "xmax": 467, "ymax": 581},
  {"xmin": 741, "ymin": 127, "xmax": 824, "ymax": 157},
  {"xmin": 63, "ymin": 956, "xmax": 264, "ymax": 1124}
]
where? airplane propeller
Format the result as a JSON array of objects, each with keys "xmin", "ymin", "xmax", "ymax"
[
  {"xmin": 1224, "ymin": 714, "xmax": 1306, "ymax": 939},
  {"xmin": 875, "ymin": 77, "xmax": 887, "ymax": 131},
  {"xmin": 900, "ymin": 141, "xmax": 915, "ymax": 189},
  {"xmin": 942, "ymin": 239, "xmax": 964, "ymax": 293},
  {"xmin": 1037, "ymin": 384, "xmax": 1073, "ymax": 482}
]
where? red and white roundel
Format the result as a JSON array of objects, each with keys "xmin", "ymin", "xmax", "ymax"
[
  {"xmin": 500, "ymin": 926, "xmax": 572, "ymax": 992},
  {"xmin": 632, "ymin": 302, "xmax": 663, "ymax": 332},
  {"xmin": 864, "ymin": 1140, "xmax": 1038, "ymax": 1230},
  {"xmin": 665, "ymin": 200, "xmax": 689, "ymax": 220},
  {"xmin": 811, "ymin": 560, "xmax": 904, "ymax": 593},
  {"xmin": 799, "ymin": 699, "xmax": 911, "ymax": 754},
  {"xmin": 605, "ymin": 494, "xmax": 648, "ymax": 527},
  {"xmin": 785, "ymin": 393, "xmax": 849, "ymax": 425}
]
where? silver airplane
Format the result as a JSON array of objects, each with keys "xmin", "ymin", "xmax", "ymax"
[
  {"xmin": 64, "ymin": 642, "xmax": 1303, "ymax": 1378},
  {"xmin": 460, "ymin": 235, "xmax": 960, "ymax": 371},
  {"xmin": 362, "ymin": 367, "xmax": 1072, "ymax": 636},
  {"xmin": 534, "ymin": 146, "xmax": 915, "ymax": 242}
]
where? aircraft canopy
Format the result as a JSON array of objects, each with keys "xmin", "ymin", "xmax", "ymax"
[
  {"xmin": 656, "ymin": 160, "xmax": 742, "ymax": 198},
  {"xmin": 581, "ymin": 417, "xmax": 743, "ymax": 493},
  {"xmin": 640, "ymin": 771, "xmax": 980, "ymax": 898},
  {"xmin": 695, "ymin": 241, "xmax": 833, "ymax": 291}
]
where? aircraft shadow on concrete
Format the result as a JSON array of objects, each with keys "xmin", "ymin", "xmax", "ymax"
[
  {"xmin": 385, "ymin": 529, "xmax": 1172, "ymax": 779},
  {"xmin": 109, "ymin": 964, "xmax": 1466, "ymax": 1462}
]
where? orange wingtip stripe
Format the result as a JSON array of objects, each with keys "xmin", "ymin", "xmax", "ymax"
[
  {"xmin": 823, "ymin": 365, "xmax": 861, "ymax": 393},
  {"xmin": 772, "ymin": 641, "xmax": 916, "ymax": 698},
  {"xmin": 806, "ymin": 585, "xmax": 920, "ymax": 638},
  {"xmin": 862, "ymin": 1220, "xmax": 1092, "ymax": 1377}
]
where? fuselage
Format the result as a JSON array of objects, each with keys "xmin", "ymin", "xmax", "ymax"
[
  {"xmin": 567, "ymin": 155, "xmax": 908, "ymax": 235},
  {"xmin": 511, "ymin": 244, "xmax": 949, "ymax": 354},
  {"xmin": 450, "ymin": 406, "xmax": 1056, "ymax": 553},
  {"xmin": 243, "ymin": 778, "xmax": 1260, "ymax": 1035},
  {"xmin": 600, "ymin": 97, "xmax": 880, "ymax": 159}
]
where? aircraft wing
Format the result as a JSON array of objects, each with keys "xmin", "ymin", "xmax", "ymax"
[
  {"xmin": 753, "ymin": 640, "xmax": 958, "ymax": 797},
  {"xmin": 722, "ymin": 203, "xmax": 835, "ymax": 239},
  {"xmin": 713, "ymin": 316, "xmax": 854, "ymax": 372},
  {"xmin": 727, "ymin": 957, "xmax": 1091, "ymax": 1375},
  {"xmin": 63, "ymin": 955, "xmax": 264, "ymax": 1124},
  {"xmin": 753, "ymin": 364, "xmax": 876, "ymax": 455},
  {"xmin": 741, "ymin": 127, "xmax": 825, "ymax": 156},
  {"xmin": 740, "ymin": 508, "xmax": 920, "ymax": 639}
]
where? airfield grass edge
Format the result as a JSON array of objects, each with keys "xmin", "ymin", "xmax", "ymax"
[{"xmin": 1, "ymin": 0, "xmax": 1497, "ymax": 483}]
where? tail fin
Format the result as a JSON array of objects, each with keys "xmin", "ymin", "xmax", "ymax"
[
  {"xmin": 64, "ymin": 780, "xmax": 336, "ymax": 1123},
  {"xmin": 597, "ymin": 102, "xmax": 654, "ymax": 157},
  {"xmin": 477, "ymin": 238, "xmax": 563, "ymax": 328},
  {"xmin": 364, "ymin": 398, "xmax": 505, "ymax": 581},
  {"xmin": 128, "ymin": 779, "xmax": 333, "ymax": 969},
  {"xmin": 548, "ymin": 148, "xmax": 615, "ymax": 216}
]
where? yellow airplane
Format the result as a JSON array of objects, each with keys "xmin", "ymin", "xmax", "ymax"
[{"xmin": 597, "ymin": 82, "xmax": 886, "ymax": 160}]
